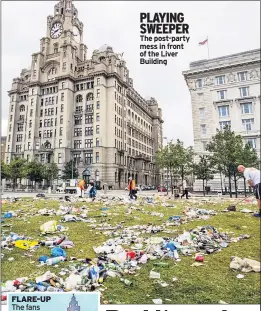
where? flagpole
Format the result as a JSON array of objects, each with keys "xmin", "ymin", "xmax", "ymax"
[{"xmin": 207, "ymin": 36, "xmax": 210, "ymax": 59}]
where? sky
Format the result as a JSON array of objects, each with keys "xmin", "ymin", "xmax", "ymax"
[
  {"xmin": 8, "ymin": 293, "xmax": 99, "ymax": 311},
  {"xmin": 1, "ymin": 1, "xmax": 260, "ymax": 146}
]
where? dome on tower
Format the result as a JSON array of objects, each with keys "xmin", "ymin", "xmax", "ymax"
[{"xmin": 98, "ymin": 44, "xmax": 113, "ymax": 53}]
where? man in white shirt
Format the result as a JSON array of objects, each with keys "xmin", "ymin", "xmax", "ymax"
[{"xmin": 238, "ymin": 165, "xmax": 261, "ymax": 217}]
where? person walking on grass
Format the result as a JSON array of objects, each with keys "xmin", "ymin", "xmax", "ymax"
[
  {"xmin": 181, "ymin": 187, "xmax": 189, "ymax": 199},
  {"xmin": 128, "ymin": 177, "xmax": 137, "ymax": 200},
  {"xmin": 237, "ymin": 165, "xmax": 261, "ymax": 217}
]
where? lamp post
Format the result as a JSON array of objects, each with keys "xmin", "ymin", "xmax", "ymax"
[{"xmin": 163, "ymin": 137, "xmax": 169, "ymax": 194}]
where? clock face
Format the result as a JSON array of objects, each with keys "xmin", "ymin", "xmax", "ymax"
[
  {"xmin": 50, "ymin": 22, "xmax": 63, "ymax": 39},
  {"xmin": 73, "ymin": 26, "xmax": 80, "ymax": 43}
]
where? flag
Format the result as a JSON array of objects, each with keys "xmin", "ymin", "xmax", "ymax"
[{"xmin": 199, "ymin": 38, "xmax": 208, "ymax": 45}]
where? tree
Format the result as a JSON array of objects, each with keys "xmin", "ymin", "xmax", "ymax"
[
  {"xmin": 1, "ymin": 161, "xmax": 10, "ymax": 180},
  {"xmin": 193, "ymin": 155, "xmax": 216, "ymax": 196},
  {"xmin": 43, "ymin": 162, "xmax": 59, "ymax": 187},
  {"xmin": 25, "ymin": 160, "xmax": 45, "ymax": 188},
  {"xmin": 207, "ymin": 127, "xmax": 258, "ymax": 198},
  {"xmin": 8, "ymin": 157, "xmax": 27, "ymax": 190},
  {"xmin": 155, "ymin": 139, "xmax": 194, "ymax": 193},
  {"xmin": 61, "ymin": 160, "xmax": 79, "ymax": 180}
]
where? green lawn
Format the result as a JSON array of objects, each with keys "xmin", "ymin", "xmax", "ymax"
[{"xmin": 1, "ymin": 197, "xmax": 260, "ymax": 304}]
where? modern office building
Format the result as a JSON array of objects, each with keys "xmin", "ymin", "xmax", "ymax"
[
  {"xmin": 183, "ymin": 49, "xmax": 260, "ymax": 191},
  {"xmin": 5, "ymin": 0, "xmax": 163, "ymax": 189}
]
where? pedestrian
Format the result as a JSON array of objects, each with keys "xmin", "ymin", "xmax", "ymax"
[
  {"xmin": 128, "ymin": 177, "xmax": 137, "ymax": 200},
  {"xmin": 88, "ymin": 182, "xmax": 97, "ymax": 201},
  {"xmin": 181, "ymin": 187, "xmax": 189, "ymax": 199},
  {"xmin": 237, "ymin": 165, "xmax": 261, "ymax": 217}
]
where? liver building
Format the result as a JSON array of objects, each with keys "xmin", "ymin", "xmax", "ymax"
[
  {"xmin": 67, "ymin": 294, "xmax": 80, "ymax": 311},
  {"xmin": 5, "ymin": 0, "xmax": 164, "ymax": 189}
]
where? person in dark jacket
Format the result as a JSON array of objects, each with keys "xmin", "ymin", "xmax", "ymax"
[
  {"xmin": 181, "ymin": 187, "xmax": 189, "ymax": 199},
  {"xmin": 89, "ymin": 182, "xmax": 97, "ymax": 201}
]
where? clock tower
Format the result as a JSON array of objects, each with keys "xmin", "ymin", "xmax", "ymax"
[{"xmin": 39, "ymin": 0, "xmax": 88, "ymax": 76}]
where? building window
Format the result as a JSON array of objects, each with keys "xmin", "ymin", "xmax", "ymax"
[
  {"xmin": 28, "ymin": 131, "xmax": 31, "ymax": 139},
  {"xmin": 96, "ymin": 138, "xmax": 100, "ymax": 147},
  {"xmin": 75, "ymin": 115, "xmax": 82, "ymax": 125},
  {"xmin": 237, "ymin": 71, "xmax": 247, "ymax": 82},
  {"xmin": 96, "ymin": 152, "xmax": 100, "ymax": 163},
  {"xmin": 215, "ymin": 75, "xmax": 225, "ymax": 85},
  {"xmin": 85, "ymin": 127, "xmax": 93, "ymax": 136},
  {"xmin": 76, "ymin": 94, "xmax": 83, "ymax": 103},
  {"xmin": 217, "ymin": 90, "xmax": 227, "ymax": 100},
  {"xmin": 74, "ymin": 128, "xmax": 82, "ymax": 136},
  {"xmin": 20, "ymin": 105, "xmax": 25, "ymax": 112},
  {"xmin": 60, "ymin": 116, "xmax": 63, "ymax": 124},
  {"xmin": 196, "ymin": 79, "xmax": 203, "ymax": 88},
  {"xmin": 62, "ymin": 82, "xmax": 65, "ymax": 89},
  {"xmin": 8, "ymin": 135, "xmax": 11, "ymax": 142},
  {"xmin": 241, "ymin": 102, "xmax": 252, "ymax": 114},
  {"xmin": 202, "ymin": 141, "xmax": 207, "ymax": 151},
  {"xmin": 85, "ymin": 115, "xmax": 93, "ymax": 124},
  {"xmin": 58, "ymin": 153, "xmax": 62, "ymax": 163},
  {"xmin": 28, "ymin": 142, "xmax": 31, "ymax": 150},
  {"xmin": 11, "ymin": 105, "xmax": 14, "ymax": 112},
  {"xmin": 96, "ymin": 101, "xmax": 100, "ymax": 109},
  {"xmin": 75, "ymin": 106, "xmax": 83, "ymax": 113},
  {"xmin": 85, "ymin": 152, "xmax": 93, "ymax": 164},
  {"xmin": 96, "ymin": 125, "xmax": 100, "ymax": 134},
  {"xmin": 96, "ymin": 113, "xmax": 100, "ymax": 121},
  {"xmin": 199, "ymin": 108, "xmax": 205, "ymax": 119},
  {"xmin": 218, "ymin": 105, "xmax": 229, "ymax": 117},
  {"xmin": 97, "ymin": 78, "xmax": 100, "ymax": 85},
  {"xmin": 59, "ymin": 139, "xmax": 62, "ymax": 148},
  {"xmin": 16, "ymin": 134, "xmax": 23, "ymax": 142},
  {"xmin": 239, "ymin": 87, "xmax": 249, "ymax": 98},
  {"xmin": 59, "ymin": 127, "xmax": 63, "ymax": 136},
  {"xmin": 220, "ymin": 121, "xmax": 231, "ymax": 130},
  {"xmin": 16, "ymin": 145, "xmax": 22, "ymax": 153},
  {"xmin": 85, "ymin": 139, "xmax": 93, "ymax": 148},
  {"xmin": 86, "ymin": 93, "xmax": 94, "ymax": 101},
  {"xmin": 74, "ymin": 140, "xmax": 82, "ymax": 149},
  {"xmin": 30, "ymin": 109, "xmax": 33, "ymax": 117},
  {"xmin": 96, "ymin": 89, "xmax": 100, "ymax": 98},
  {"xmin": 61, "ymin": 93, "xmax": 64, "ymax": 101},
  {"xmin": 61, "ymin": 104, "xmax": 64, "ymax": 112},
  {"xmin": 31, "ymin": 98, "xmax": 34, "ymax": 106},
  {"xmin": 200, "ymin": 124, "xmax": 206, "ymax": 135},
  {"xmin": 40, "ymin": 154, "xmax": 45, "ymax": 164},
  {"xmin": 245, "ymin": 138, "xmax": 256, "ymax": 149},
  {"xmin": 29, "ymin": 120, "xmax": 32, "ymax": 128},
  {"xmin": 242, "ymin": 118, "xmax": 254, "ymax": 131},
  {"xmin": 62, "ymin": 62, "xmax": 66, "ymax": 70}
]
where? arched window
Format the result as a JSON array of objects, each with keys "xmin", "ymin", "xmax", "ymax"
[
  {"xmin": 76, "ymin": 94, "xmax": 83, "ymax": 103},
  {"xmin": 131, "ymin": 112, "xmax": 134, "ymax": 118},
  {"xmin": 86, "ymin": 93, "xmax": 94, "ymax": 101},
  {"xmin": 20, "ymin": 105, "xmax": 25, "ymax": 112}
]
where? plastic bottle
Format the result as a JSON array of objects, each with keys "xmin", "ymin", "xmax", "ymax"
[
  {"xmin": 46, "ymin": 256, "xmax": 65, "ymax": 265},
  {"xmin": 120, "ymin": 278, "xmax": 133, "ymax": 286},
  {"xmin": 45, "ymin": 241, "xmax": 55, "ymax": 246}
]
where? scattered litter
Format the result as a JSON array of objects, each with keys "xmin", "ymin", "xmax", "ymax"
[
  {"xmin": 236, "ymin": 274, "xmax": 245, "ymax": 279},
  {"xmin": 152, "ymin": 298, "xmax": 162, "ymax": 304},
  {"xmin": 230, "ymin": 257, "xmax": 260, "ymax": 273}
]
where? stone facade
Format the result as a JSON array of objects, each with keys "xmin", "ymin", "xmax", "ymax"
[
  {"xmin": 183, "ymin": 49, "xmax": 260, "ymax": 191},
  {"xmin": 5, "ymin": 0, "xmax": 164, "ymax": 189}
]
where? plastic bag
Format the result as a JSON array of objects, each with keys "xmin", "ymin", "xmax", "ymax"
[
  {"xmin": 51, "ymin": 247, "xmax": 66, "ymax": 258},
  {"xmin": 14, "ymin": 240, "xmax": 39, "ymax": 250},
  {"xmin": 40, "ymin": 220, "xmax": 57, "ymax": 234}
]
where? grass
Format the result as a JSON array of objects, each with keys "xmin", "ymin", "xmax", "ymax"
[{"xmin": 1, "ymin": 196, "xmax": 260, "ymax": 304}]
